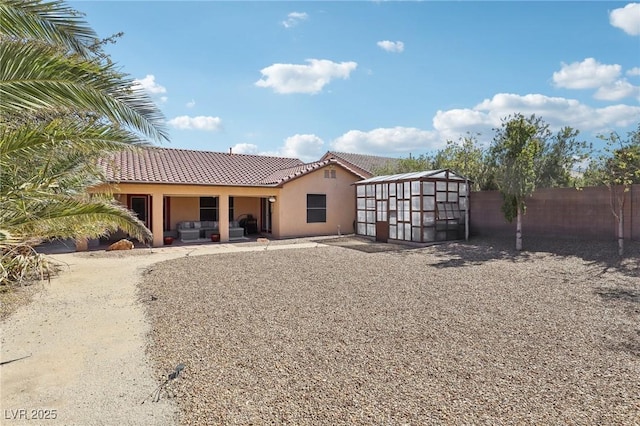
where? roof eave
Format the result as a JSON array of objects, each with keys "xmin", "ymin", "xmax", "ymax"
[{"xmin": 105, "ymin": 179, "xmax": 280, "ymax": 188}]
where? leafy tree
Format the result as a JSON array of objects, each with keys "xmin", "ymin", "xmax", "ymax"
[
  {"xmin": 490, "ymin": 114, "xmax": 547, "ymax": 251},
  {"xmin": 372, "ymin": 153, "xmax": 434, "ymax": 176},
  {"xmin": 371, "ymin": 134, "xmax": 494, "ymax": 191},
  {"xmin": 0, "ymin": 0, "xmax": 168, "ymax": 283},
  {"xmin": 589, "ymin": 125, "xmax": 640, "ymax": 256},
  {"xmin": 373, "ymin": 126, "xmax": 586, "ymax": 193},
  {"xmin": 432, "ymin": 132, "xmax": 496, "ymax": 191},
  {"xmin": 536, "ymin": 126, "xmax": 591, "ymax": 188}
]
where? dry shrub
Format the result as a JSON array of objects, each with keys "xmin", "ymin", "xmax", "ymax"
[{"xmin": 0, "ymin": 244, "xmax": 55, "ymax": 286}]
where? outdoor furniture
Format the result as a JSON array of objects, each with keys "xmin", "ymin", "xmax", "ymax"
[
  {"xmin": 239, "ymin": 214, "xmax": 258, "ymax": 235},
  {"xmin": 229, "ymin": 222, "xmax": 244, "ymax": 240},
  {"xmin": 177, "ymin": 221, "xmax": 214, "ymax": 241},
  {"xmin": 177, "ymin": 227, "xmax": 200, "ymax": 241},
  {"xmin": 177, "ymin": 221, "xmax": 245, "ymax": 241}
]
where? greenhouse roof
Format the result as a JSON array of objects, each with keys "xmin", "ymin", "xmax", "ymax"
[{"xmin": 356, "ymin": 169, "xmax": 469, "ymax": 184}]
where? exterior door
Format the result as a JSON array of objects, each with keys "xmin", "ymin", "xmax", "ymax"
[
  {"xmin": 128, "ymin": 195, "xmax": 150, "ymax": 229},
  {"xmin": 376, "ymin": 221, "xmax": 389, "ymax": 242},
  {"xmin": 260, "ymin": 198, "xmax": 272, "ymax": 233}
]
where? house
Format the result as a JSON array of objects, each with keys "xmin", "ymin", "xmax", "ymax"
[
  {"xmin": 320, "ymin": 151, "xmax": 400, "ymax": 177},
  {"xmin": 93, "ymin": 147, "xmax": 373, "ymax": 247}
]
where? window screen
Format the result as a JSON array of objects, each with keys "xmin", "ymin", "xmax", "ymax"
[{"xmin": 307, "ymin": 194, "xmax": 326, "ymax": 223}]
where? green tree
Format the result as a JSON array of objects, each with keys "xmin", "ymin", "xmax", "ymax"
[
  {"xmin": 536, "ymin": 126, "xmax": 591, "ymax": 188},
  {"xmin": 372, "ymin": 153, "xmax": 434, "ymax": 176},
  {"xmin": 0, "ymin": 0, "xmax": 167, "ymax": 283},
  {"xmin": 591, "ymin": 125, "xmax": 640, "ymax": 256},
  {"xmin": 432, "ymin": 132, "xmax": 497, "ymax": 191},
  {"xmin": 490, "ymin": 114, "xmax": 547, "ymax": 251}
]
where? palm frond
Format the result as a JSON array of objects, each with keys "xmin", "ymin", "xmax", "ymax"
[
  {"xmin": 0, "ymin": 41, "xmax": 169, "ymax": 142},
  {"xmin": 0, "ymin": 119, "xmax": 146, "ymax": 160},
  {"xmin": 2, "ymin": 194, "xmax": 152, "ymax": 243},
  {"xmin": 0, "ymin": 0, "xmax": 96, "ymax": 57}
]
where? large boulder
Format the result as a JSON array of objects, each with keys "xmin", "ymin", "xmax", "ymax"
[{"xmin": 106, "ymin": 239, "xmax": 134, "ymax": 251}]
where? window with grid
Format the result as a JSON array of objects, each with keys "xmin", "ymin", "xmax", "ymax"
[
  {"xmin": 307, "ymin": 194, "xmax": 326, "ymax": 223},
  {"xmin": 200, "ymin": 197, "xmax": 218, "ymax": 221},
  {"xmin": 436, "ymin": 202, "xmax": 461, "ymax": 220}
]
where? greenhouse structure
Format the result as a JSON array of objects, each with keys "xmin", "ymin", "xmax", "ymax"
[{"xmin": 354, "ymin": 170, "xmax": 470, "ymax": 243}]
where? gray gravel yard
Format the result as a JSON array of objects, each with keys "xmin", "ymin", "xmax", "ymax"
[{"xmin": 139, "ymin": 237, "xmax": 639, "ymax": 425}]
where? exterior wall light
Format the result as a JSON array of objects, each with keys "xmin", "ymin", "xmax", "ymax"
[{"xmin": 268, "ymin": 196, "xmax": 276, "ymax": 203}]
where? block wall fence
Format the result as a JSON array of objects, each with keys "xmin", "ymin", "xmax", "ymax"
[{"xmin": 470, "ymin": 184, "xmax": 639, "ymax": 241}]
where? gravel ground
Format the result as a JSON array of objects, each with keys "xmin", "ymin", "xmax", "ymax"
[{"xmin": 139, "ymin": 236, "xmax": 640, "ymax": 425}]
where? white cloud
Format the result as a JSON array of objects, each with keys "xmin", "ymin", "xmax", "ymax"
[
  {"xmin": 167, "ymin": 115, "xmax": 222, "ymax": 131},
  {"xmin": 552, "ymin": 58, "xmax": 640, "ymax": 101},
  {"xmin": 627, "ymin": 67, "xmax": 640, "ymax": 76},
  {"xmin": 160, "ymin": 96, "xmax": 168, "ymax": 104},
  {"xmin": 609, "ymin": 3, "xmax": 640, "ymax": 35},
  {"xmin": 255, "ymin": 59, "xmax": 358, "ymax": 94},
  {"xmin": 594, "ymin": 79, "xmax": 640, "ymax": 101},
  {"xmin": 280, "ymin": 134, "xmax": 324, "ymax": 162},
  {"xmin": 553, "ymin": 58, "xmax": 621, "ymax": 89},
  {"xmin": 432, "ymin": 109, "xmax": 494, "ymax": 144},
  {"xmin": 132, "ymin": 74, "xmax": 167, "ymax": 94},
  {"xmin": 231, "ymin": 143, "xmax": 259, "ymax": 154},
  {"xmin": 282, "ymin": 12, "xmax": 308, "ymax": 28},
  {"xmin": 241, "ymin": 91, "xmax": 639, "ymax": 160},
  {"xmin": 331, "ymin": 127, "xmax": 441, "ymax": 156},
  {"xmin": 230, "ymin": 136, "xmax": 323, "ymax": 161},
  {"xmin": 432, "ymin": 93, "xmax": 640, "ymax": 144},
  {"xmin": 186, "ymin": 99, "xmax": 196, "ymax": 108},
  {"xmin": 377, "ymin": 40, "xmax": 404, "ymax": 53}
]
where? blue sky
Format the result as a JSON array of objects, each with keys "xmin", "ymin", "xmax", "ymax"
[{"xmin": 71, "ymin": 1, "xmax": 640, "ymax": 161}]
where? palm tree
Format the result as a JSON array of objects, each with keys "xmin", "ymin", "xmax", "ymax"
[{"xmin": 0, "ymin": 0, "xmax": 168, "ymax": 282}]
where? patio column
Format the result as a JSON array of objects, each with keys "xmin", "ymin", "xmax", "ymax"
[
  {"xmin": 151, "ymin": 191, "xmax": 164, "ymax": 247},
  {"xmin": 219, "ymin": 194, "xmax": 229, "ymax": 242}
]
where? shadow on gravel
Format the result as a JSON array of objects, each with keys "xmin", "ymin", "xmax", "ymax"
[
  {"xmin": 425, "ymin": 236, "xmax": 640, "ymax": 278},
  {"xmin": 595, "ymin": 286, "xmax": 640, "ymax": 358},
  {"xmin": 319, "ymin": 236, "xmax": 419, "ymax": 254},
  {"xmin": 595, "ymin": 287, "xmax": 640, "ymax": 304},
  {"xmin": 320, "ymin": 235, "xmax": 639, "ymax": 278},
  {"xmin": 423, "ymin": 240, "xmax": 528, "ymax": 267}
]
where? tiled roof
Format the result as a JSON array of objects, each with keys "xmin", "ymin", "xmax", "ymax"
[
  {"xmin": 321, "ymin": 151, "xmax": 400, "ymax": 177},
  {"xmin": 259, "ymin": 158, "xmax": 368, "ymax": 185},
  {"xmin": 100, "ymin": 147, "xmax": 304, "ymax": 186},
  {"xmin": 259, "ymin": 161, "xmax": 330, "ymax": 185}
]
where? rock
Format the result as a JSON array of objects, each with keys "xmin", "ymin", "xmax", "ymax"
[{"xmin": 106, "ymin": 239, "xmax": 134, "ymax": 251}]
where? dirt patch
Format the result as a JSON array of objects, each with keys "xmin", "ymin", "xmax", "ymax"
[{"xmin": 0, "ymin": 284, "xmax": 42, "ymax": 321}]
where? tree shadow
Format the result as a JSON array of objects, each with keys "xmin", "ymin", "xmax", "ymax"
[
  {"xmin": 427, "ymin": 236, "xmax": 640, "ymax": 358},
  {"xmin": 320, "ymin": 236, "xmax": 420, "ymax": 254},
  {"xmin": 321, "ymin": 235, "xmax": 639, "ymax": 279},
  {"xmin": 391, "ymin": 236, "xmax": 532, "ymax": 267},
  {"xmin": 595, "ymin": 287, "xmax": 640, "ymax": 358},
  {"xmin": 421, "ymin": 236, "xmax": 639, "ymax": 278},
  {"xmin": 595, "ymin": 287, "xmax": 640, "ymax": 303}
]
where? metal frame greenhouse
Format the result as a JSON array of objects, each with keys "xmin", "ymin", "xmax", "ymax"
[{"xmin": 354, "ymin": 169, "xmax": 470, "ymax": 243}]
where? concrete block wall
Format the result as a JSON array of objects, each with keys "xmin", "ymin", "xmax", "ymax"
[{"xmin": 470, "ymin": 184, "xmax": 639, "ymax": 241}]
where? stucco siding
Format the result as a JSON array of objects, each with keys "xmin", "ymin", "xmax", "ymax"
[
  {"xmin": 277, "ymin": 166, "xmax": 359, "ymax": 238},
  {"xmin": 93, "ymin": 183, "xmax": 282, "ymax": 245},
  {"xmin": 169, "ymin": 197, "xmax": 200, "ymax": 229},
  {"xmin": 92, "ymin": 168, "xmax": 361, "ymax": 244},
  {"xmin": 233, "ymin": 197, "xmax": 260, "ymax": 222}
]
